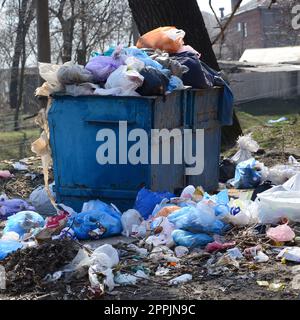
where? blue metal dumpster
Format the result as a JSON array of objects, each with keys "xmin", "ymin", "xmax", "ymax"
[
  {"xmin": 48, "ymin": 92, "xmax": 186, "ymax": 212},
  {"xmin": 48, "ymin": 88, "xmax": 222, "ymax": 212},
  {"xmin": 185, "ymin": 88, "xmax": 222, "ymax": 192}
]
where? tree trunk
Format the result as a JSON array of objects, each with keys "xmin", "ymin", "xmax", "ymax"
[
  {"xmin": 128, "ymin": 0, "xmax": 219, "ymax": 70},
  {"xmin": 128, "ymin": 0, "xmax": 242, "ymax": 146}
]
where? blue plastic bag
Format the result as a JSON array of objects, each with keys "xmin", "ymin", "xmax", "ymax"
[
  {"xmin": 203, "ymin": 189, "xmax": 230, "ymax": 217},
  {"xmin": 168, "ymin": 205, "xmax": 228, "ymax": 235},
  {"xmin": 0, "ymin": 240, "xmax": 23, "ymax": 260},
  {"xmin": 232, "ymin": 158, "xmax": 262, "ymax": 189},
  {"xmin": 124, "ymin": 47, "xmax": 163, "ymax": 70},
  {"xmin": 3, "ymin": 211, "xmax": 45, "ymax": 237},
  {"xmin": 69, "ymin": 200, "xmax": 122, "ymax": 240},
  {"xmin": 168, "ymin": 205, "xmax": 214, "ymax": 230},
  {"xmin": 168, "ymin": 75, "xmax": 185, "ymax": 92},
  {"xmin": 172, "ymin": 229, "xmax": 213, "ymax": 248},
  {"xmin": 134, "ymin": 188, "xmax": 175, "ymax": 219}
]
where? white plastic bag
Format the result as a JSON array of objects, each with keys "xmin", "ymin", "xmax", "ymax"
[
  {"xmin": 169, "ymin": 274, "xmax": 192, "ymax": 285},
  {"xmin": 121, "ymin": 209, "xmax": 143, "ymax": 237},
  {"xmin": 257, "ymin": 173, "xmax": 300, "ymax": 223},
  {"xmin": 125, "ymin": 56, "xmax": 145, "ymax": 71},
  {"xmin": 38, "ymin": 63, "xmax": 61, "ymax": 87},
  {"xmin": 224, "ymin": 199, "xmax": 259, "ymax": 226},
  {"xmin": 231, "ymin": 134, "xmax": 259, "ymax": 164},
  {"xmin": 105, "ymin": 65, "xmax": 144, "ymax": 96}
]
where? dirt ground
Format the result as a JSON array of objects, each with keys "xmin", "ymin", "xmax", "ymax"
[{"xmin": 1, "ymin": 236, "xmax": 300, "ymax": 301}]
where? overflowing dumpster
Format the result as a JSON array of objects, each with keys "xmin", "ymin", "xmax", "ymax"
[{"xmin": 48, "ymin": 88, "xmax": 222, "ymax": 211}]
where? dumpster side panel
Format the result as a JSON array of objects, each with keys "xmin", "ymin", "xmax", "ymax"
[
  {"xmin": 186, "ymin": 89, "xmax": 221, "ymax": 192},
  {"xmin": 151, "ymin": 92, "xmax": 186, "ymax": 193}
]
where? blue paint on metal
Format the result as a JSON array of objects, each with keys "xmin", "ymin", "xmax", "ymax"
[
  {"xmin": 48, "ymin": 89, "xmax": 222, "ymax": 212},
  {"xmin": 185, "ymin": 88, "xmax": 222, "ymax": 192},
  {"xmin": 48, "ymin": 93, "xmax": 185, "ymax": 212}
]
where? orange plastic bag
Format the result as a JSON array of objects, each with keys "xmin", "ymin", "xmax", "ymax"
[{"xmin": 136, "ymin": 26, "xmax": 185, "ymax": 53}]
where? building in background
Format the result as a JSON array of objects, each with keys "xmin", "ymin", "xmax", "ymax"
[{"xmin": 217, "ymin": 0, "xmax": 300, "ymax": 60}]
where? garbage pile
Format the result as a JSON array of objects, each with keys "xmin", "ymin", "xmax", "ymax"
[
  {"xmin": 35, "ymin": 26, "xmax": 233, "ymax": 128},
  {"xmin": 1, "ymin": 150, "xmax": 300, "ymax": 298}
]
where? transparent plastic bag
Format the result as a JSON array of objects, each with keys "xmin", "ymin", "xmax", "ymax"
[
  {"xmin": 3, "ymin": 211, "xmax": 45, "ymax": 237},
  {"xmin": 57, "ymin": 62, "xmax": 94, "ymax": 85},
  {"xmin": 231, "ymin": 134, "xmax": 259, "ymax": 164}
]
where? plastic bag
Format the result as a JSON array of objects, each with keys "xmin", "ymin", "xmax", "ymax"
[
  {"xmin": 219, "ymin": 159, "xmax": 236, "ymax": 183},
  {"xmin": 0, "ymin": 199, "xmax": 36, "ymax": 219},
  {"xmin": 3, "ymin": 211, "xmax": 45, "ymax": 237},
  {"xmin": 57, "ymin": 62, "xmax": 94, "ymax": 85},
  {"xmin": 105, "ymin": 65, "xmax": 144, "ymax": 96},
  {"xmin": 257, "ymin": 173, "xmax": 300, "ymax": 223},
  {"xmin": 134, "ymin": 188, "xmax": 175, "ymax": 219},
  {"xmin": 169, "ymin": 274, "xmax": 192, "ymax": 285},
  {"xmin": 29, "ymin": 183, "xmax": 56, "ymax": 216},
  {"xmin": 124, "ymin": 47, "xmax": 163, "ymax": 70},
  {"xmin": 121, "ymin": 209, "xmax": 143, "ymax": 237},
  {"xmin": 65, "ymin": 83, "xmax": 100, "ymax": 96},
  {"xmin": 172, "ymin": 229, "xmax": 213, "ymax": 248},
  {"xmin": 224, "ymin": 199, "xmax": 259, "ymax": 226},
  {"xmin": 266, "ymin": 224, "xmax": 295, "ymax": 242},
  {"xmin": 148, "ymin": 216, "xmax": 175, "ymax": 247},
  {"xmin": 261, "ymin": 164, "xmax": 300, "ymax": 185},
  {"xmin": 231, "ymin": 134, "xmax": 259, "ymax": 164},
  {"xmin": 137, "ymin": 27, "xmax": 185, "ymax": 53},
  {"xmin": 0, "ymin": 170, "xmax": 14, "ymax": 179},
  {"xmin": 167, "ymin": 205, "xmax": 214, "ymax": 231},
  {"xmin": 38, "ymin": 62, "xmax": 61, "ymax": 87},
  {"xmin": 125, "ymin": 56, "xmax": 145, "ymax": 71},
  {"xmin": 168, "ymin": 204, "xmax": 228, "ymax": 235},
  {"xmin": 177, "ymin": 45, "xmax": 201, "ymax": 57},
  {"xmin": 85, "ymin": 48, "xmax": 125, "ymax": 82},
  {"xmin": 136, "ymin": 67, "xmax": 169, "ymax": 96},
  {"xmin": 155, "ymin": 205, "xmax": 180, "ymax": 218},
  {"xmin": 231, "ymin": 158, "xmax": 262, "ymax": 189},
  {"xmin": 0, "ymin": 240, "xmax": 22, "ymax": 260},
  {"xmin": 70, "ymin": 200, "xmax": 122, "ymax": 240},
  {"xmin": 168, "ymin": 75, "xmax": 185, "ymax": 92},
  {"xmin": 151, "ymin": 51, "xmax": 189, "ymax": 77}
]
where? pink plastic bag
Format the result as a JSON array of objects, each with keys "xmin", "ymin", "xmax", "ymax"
[{"xmin": 266, "ymin": 224, "xmax": 295, "ymax": 242}]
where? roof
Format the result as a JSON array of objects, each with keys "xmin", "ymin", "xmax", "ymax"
[
  {"xmin": 225, "ymin": 0, "xmax": 275, "ymax": 17},
  {"xmin": 239, "ymin": 46, "xmax": 300, "ymax": 64}
]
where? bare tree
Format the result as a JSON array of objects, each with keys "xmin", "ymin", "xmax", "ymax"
[
  {"xmin": 7, "ymin": 0, "xmax": 35, "ymax": 130},
  {"xmin": 48, "ymin": 0, "xmax": 131, "ymax": 64}
]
